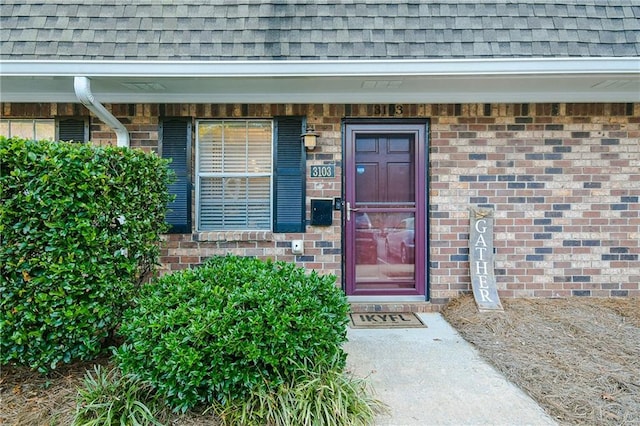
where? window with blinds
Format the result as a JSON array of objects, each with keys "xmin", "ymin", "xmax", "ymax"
[
  {"xmin": 0, "ymin": 119, "xmax": 55, "ymax": 140},
  {"xmin": 0, "ymin": 118, "xmax": 88, "ymax": 143},
  {"xmin": 196, "ymin": 120, "xmax": 273, "ymax": 231}
]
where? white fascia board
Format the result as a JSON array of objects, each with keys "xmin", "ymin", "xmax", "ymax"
[{"xmin": 1, "ymin": 57, "xmax": 639, "ymax": 77}]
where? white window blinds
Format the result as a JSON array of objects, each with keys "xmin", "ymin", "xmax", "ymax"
[{"xmin": 197, "ymin": 120, "xmax": 272, "ymax": 231}]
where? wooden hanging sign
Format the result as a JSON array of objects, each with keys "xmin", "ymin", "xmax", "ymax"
[{"xmin": 469, "ymin": 208, "xmax": 503, "ymax": 312}]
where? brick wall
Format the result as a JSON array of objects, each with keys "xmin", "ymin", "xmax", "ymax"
[
  {"xmin": 2, "ymin": 102, "xmax": 638, "ymax": 305},
  {"xmin": 429, "ymin": 103, "xmax": 639, "ymax": 302}
]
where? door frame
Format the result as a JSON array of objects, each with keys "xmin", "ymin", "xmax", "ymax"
[{"xmin": 341, "ymin": 119, "xmax": 429, "ymax": 299}]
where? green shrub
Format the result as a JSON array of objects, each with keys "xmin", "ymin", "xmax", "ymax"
[
  {"xmin": 115, "ymin": 255, "xmax": 350, "ymax": 413},
  {"xmin": 0, "ymin": 137, "xmax": 173, "ymax": 372},
  {"xmin": 214, "ymin": 356, "xmax": 387, "ymax": 426}
]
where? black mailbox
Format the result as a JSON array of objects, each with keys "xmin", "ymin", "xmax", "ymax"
[{"xmin": 310, "ymin": 199, "xmax": 333, "ymax": 226}]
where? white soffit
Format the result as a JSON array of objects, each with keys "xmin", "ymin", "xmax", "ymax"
[{"xmin": 1, "ymin": 58, "xmax": 639, "ymax": 103}]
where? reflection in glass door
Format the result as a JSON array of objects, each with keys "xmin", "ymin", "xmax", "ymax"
[{"xmin": 345, "ymin": 123, "xmax": 426, "ymax": 296}]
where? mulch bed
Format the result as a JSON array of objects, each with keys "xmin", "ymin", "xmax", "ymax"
[
  {"xmin": 0, "ymin": 356, "xmax": 109, "ymax": 426},
  {"xmin": 0, "ymin": 356, "xmax": 219, "ymax": 426},
  {"xmin": 442, "ymin": 295, "xmax": 640, "ymax": 425}
]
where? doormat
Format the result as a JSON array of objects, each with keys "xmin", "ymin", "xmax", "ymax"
[{"xmin": 349, "ymin": 312, "xmax": 427, "ymax": 329}]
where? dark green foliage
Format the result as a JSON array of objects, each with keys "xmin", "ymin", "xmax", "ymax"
[
  {"xmin": 0, "ymin": 137, "xmax": 173, "ymax": 372},
  {"xmin": 115, "ymin": 255, "xmax": 350, "ymax": 413}
]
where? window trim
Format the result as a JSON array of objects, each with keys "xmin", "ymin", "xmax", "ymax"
[{"xmin": 195, "ymin": 119, "xmax": 274, "ymax": 232}]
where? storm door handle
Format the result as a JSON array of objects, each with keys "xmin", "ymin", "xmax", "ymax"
[{"xmin": 346, "ymin": 202, "xmax": 359, "ymax": 221}]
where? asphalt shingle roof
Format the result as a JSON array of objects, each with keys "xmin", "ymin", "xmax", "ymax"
[{"xmin": 1, "ymin": 0, "xmax": 639, "ymax": 61}]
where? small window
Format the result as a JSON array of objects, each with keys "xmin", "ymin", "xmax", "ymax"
[
  {"xmin": 196, "ymin": 120, "xmax": 273, "ymax": 231},
  {"xmin": 0, "ymin": 119, "xmax": 55, "ymax": 140}
]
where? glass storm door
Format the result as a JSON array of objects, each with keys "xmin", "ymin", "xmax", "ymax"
[{"xmin": 344, "ymin": 123, "xmax": 426, "ymax": 296}]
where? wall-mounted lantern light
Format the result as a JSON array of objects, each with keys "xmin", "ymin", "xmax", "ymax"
[{"xmin": 301, "ymin": 127, "xmax": 318, "ymax": 150}]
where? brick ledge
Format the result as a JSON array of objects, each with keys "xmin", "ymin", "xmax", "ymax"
[
  {"xmin": 349, "ymin": 302, "xmax": 439, "ymax": 313},
  {"xmin": 194, "ymin": 231, "xmax": 274, "ymax": 242}
]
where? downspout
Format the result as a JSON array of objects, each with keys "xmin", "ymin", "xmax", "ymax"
[{"xmin": 74, "ymin": 76, "xmax": 129, "ymax": 147}]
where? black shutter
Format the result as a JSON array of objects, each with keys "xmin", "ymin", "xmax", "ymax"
[
  {"xmin": 57, "ymin": 118, "xmax": 88, "ymax": 142},
  {"xmin": 273, "ymin": 117, "xmax": 306, "ymax": 233},
  {"xmin": 160, "ymin": 118, "xmax": 192, "ymax": 234}
]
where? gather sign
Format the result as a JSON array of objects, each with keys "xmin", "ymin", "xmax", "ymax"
[{"xmin": 469, "ymin": 208, "xmax": 503, "ymax": 312}]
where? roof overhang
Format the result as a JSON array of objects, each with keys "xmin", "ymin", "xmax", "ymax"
[{"xmin": 1, "ymin": 57, "xmax": 638, "ymax": 104}]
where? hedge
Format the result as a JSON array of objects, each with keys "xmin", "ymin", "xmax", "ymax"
[{"xmin": 0, "ymin": 137, "xmax": 173, "ymax": 372}]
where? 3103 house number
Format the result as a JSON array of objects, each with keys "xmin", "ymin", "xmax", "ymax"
[
  {"xmin": 373, "ymin": 104, "xmax": 404, "ymax": 116},
  {"xmin": 310, "ymin": 165, "xmax": 335, "ymax": 178}
]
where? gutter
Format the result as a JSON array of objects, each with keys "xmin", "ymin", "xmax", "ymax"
[
  {"xmin": 5, "ymin": 57, "xmax": 640, "ymax": 78},
  {"xmin": 73, "ymin": 76, "xmax": 129, "ymax": 147}
]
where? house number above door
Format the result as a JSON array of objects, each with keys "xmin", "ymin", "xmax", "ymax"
[
  {"xmin": 373, "ymin": 104, "xmax": 404, "ymax": 116},
  {"xmin": 310, "ymin": 165, "xmax": 335, "ymax": 178}
]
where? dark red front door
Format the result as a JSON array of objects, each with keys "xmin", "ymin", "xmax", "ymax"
[{"xmin": 344, "ymin": 123, "xmax": 427, "ymax": 296}]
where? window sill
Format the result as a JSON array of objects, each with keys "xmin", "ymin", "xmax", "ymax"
[{"xmin": 195, "ymin": 231, "xmax": 274, "ymax": 242}]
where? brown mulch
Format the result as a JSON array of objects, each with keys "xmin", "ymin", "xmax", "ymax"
[
  {"xmin": 0, "ymin": 359, "xmax": 90, "ymax": 426},
  {"xmin": 442, "ymin": 295, "xmax": 640, "ymax": 425},
  {"xmin": 0, "ymin": 356, "xmax": 219, "ymax": 426}
]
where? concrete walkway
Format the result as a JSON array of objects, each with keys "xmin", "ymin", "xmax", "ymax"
[{"xmin": 344, "ymin": 313, "xmax": 557, "ymax": 426}]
